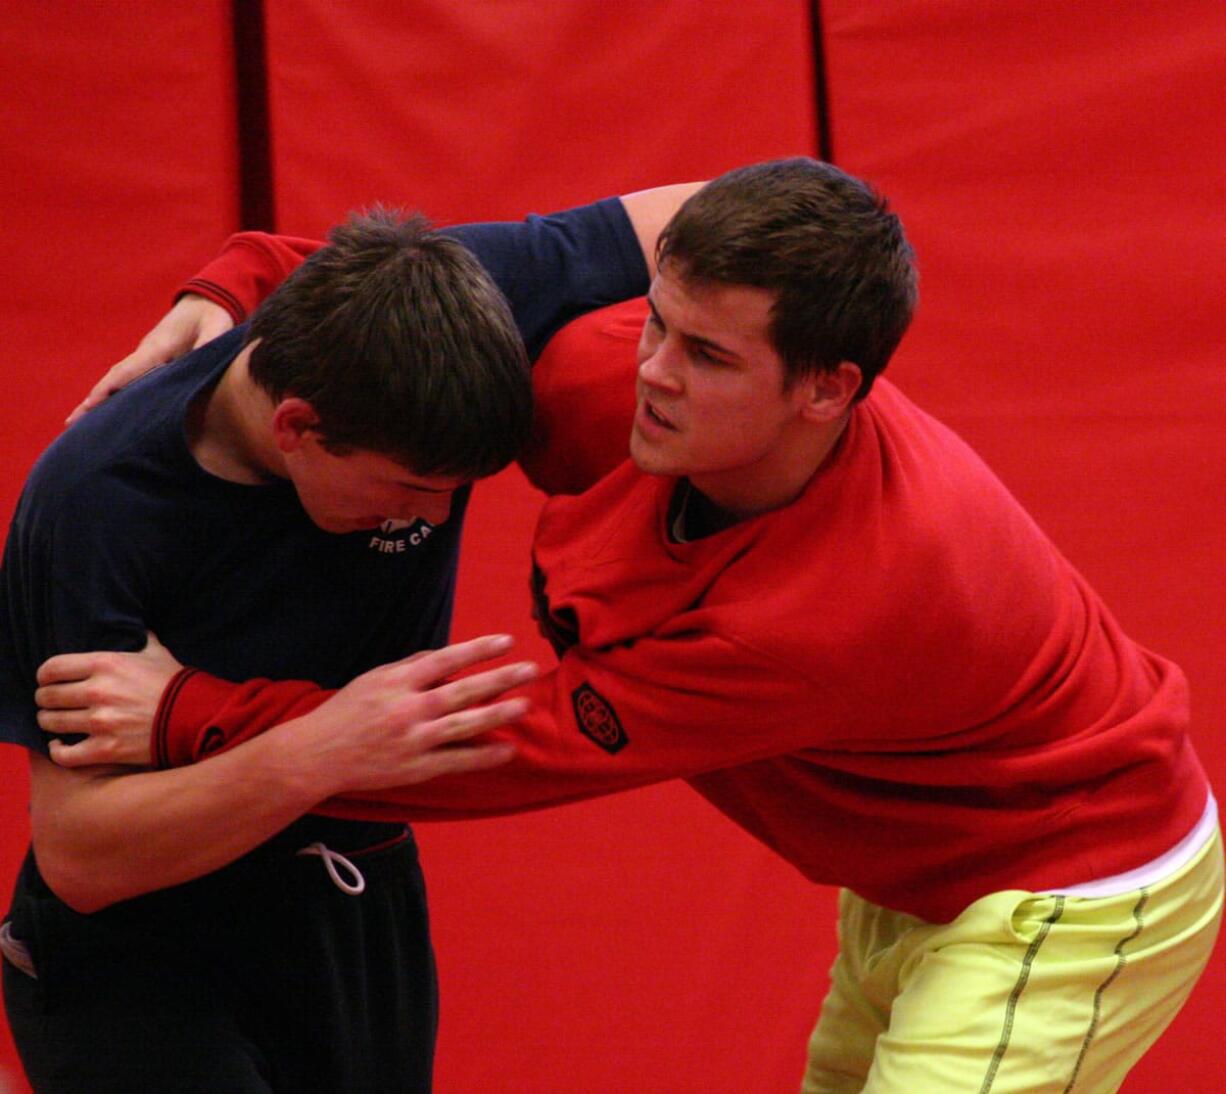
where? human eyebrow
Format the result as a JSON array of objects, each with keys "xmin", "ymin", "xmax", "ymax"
[
  {"xmin": 646, "ymin": 295, "xmax": 740, "ymax": 362},
  {"xmin": 688, "ymin": 333, "xmax": 740, "ymax": 363}
]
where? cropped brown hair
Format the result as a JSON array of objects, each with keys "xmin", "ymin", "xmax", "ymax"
[
  {"xmin": 657, "ymin": 158, "xmax": 917, "ymax": 398},
  {"xmin": 247, "ymin": 208, "xmax": 532, "ymax": 477}
]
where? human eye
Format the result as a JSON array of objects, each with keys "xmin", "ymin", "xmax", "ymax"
[{"xmin": 691, "ymin": 343, "xmax": 729, "ymax": 367}]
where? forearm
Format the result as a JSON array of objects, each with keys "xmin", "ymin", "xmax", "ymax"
[
  {"xmin": 155, "ymin": 670, "xmax": 332, "ymax": 767},
  {"xmin": 619, "ymin": 182, "xmax": 705, "ymax": 277},
  {"xmin": 31, "ymin": 714, "xmax": 339, "ymax": 913},
  {"xmin": 158, "ymin": 632, "xmax": 817, "ymax": 826},
  {"xmin": 32, "ymin": 636, "xmax": 531, "ymax": 910},
  {"xmin": 180, "ymin": 185, "xmax": 701, "ymax": 327}
]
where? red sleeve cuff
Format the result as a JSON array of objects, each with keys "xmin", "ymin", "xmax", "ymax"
[
  {"xmin": 153, "ymin": 668, "xmax": 247, "ymax": 767},
  {"xmin": 176, "ymin": 232, "xmax": 325, "ymax": 322},
  {"xmin": 153, "ymin": 667, "xmax": 337, "ymax": 768},
  {"xmin": 178, "ymin": 279, "xmax": 247, "ymax": 325}
]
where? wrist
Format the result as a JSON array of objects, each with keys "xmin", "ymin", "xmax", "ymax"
[{"xmin": 257, "ymin": 711, "xmax": 349, "ymax": 804}]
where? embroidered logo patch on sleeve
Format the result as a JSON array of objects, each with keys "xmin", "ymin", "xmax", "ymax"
[{"xmin": 571, "ymin": 683, "xmax": 628, "ymax": 754}]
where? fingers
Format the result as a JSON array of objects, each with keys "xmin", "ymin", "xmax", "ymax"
[
  {"xmin": 47, "ymin": 737, "xmax": 97, "ymax": 768},
  {"xmin": 46, "ymin": 734, "xmax": 148, "ymax": 770},
  {"xmin": 37, "ymin": 707, "xmax": 91, "ymax": 735},
  {"xmin": 37, "ymin": 640, "xmax": 179, "ymax": 692},
  {"xmin": 36, "ymin": 704, "xmax": 133, "ymax": 740},
  {"xmin": 64, "ymin": 295, "xmax": 233, "ymax": 425},
  {"xmin": 66, "ymin": 367, "xmax": 131, "ymax": 424},
  {"xmin": 431, "ymin": 660, "xmax": 538, "ymax": 714},
  {"xmin": 34, "ymin": 678, "xmax": 92, "ymax": 711},
  {"xmin": 396, "ymin": 633, "xmax": 520, "ymax": 687},
  {"xmin": 36, "ymin": 651, "xmax": 101, "ymax": 687},
  {"xmin": 373, "ymin": 694, "xmax": 529, "ymax": 789},
  {"xmin": 65, "ymin": 350, "xmax": 158, "ymax": 425},
  {"xmin": 65, "ymin": 388, "xmax": 106, "ymax": 426},
  {"xmin": 418, "ymin": 695, "xmax": 532, "ymax": 749}
]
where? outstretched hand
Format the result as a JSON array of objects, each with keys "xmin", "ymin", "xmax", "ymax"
[
  {"xmin": 36, "ymin": 632, "xmax": 184, "ymax": 767},
  {"xmin": 66, "ymin": 294, "xmax": 234, "ymax": 425},
  {"xmin": 289, "ymin": 635, "xmax": 537, "ymax": 795}
]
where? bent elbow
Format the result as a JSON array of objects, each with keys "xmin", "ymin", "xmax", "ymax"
[{"xmin": 31, "ymin": 841, "xmax": 120, "ymax": 915}]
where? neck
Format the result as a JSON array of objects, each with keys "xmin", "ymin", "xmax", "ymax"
[
  {"xmin": 188, "ymin": 344, "xmax": 285, "ymax": 484},
  {"xmin": 689, "ymin": 413, "xmax": 849, "ymax": 520}
]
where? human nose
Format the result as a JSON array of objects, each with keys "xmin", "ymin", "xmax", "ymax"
[{"xmin": 637, "ymin": 336, "xmax": 683, "ymax": 394}]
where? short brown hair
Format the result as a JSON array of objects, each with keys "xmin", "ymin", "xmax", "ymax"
[
  {"xmin": 247, "ymin": 208, "xmax": 532, "ymax": 477},
  {"xmin": 657, "ymin": 158, "xmax": 917, "ymax": 398}
]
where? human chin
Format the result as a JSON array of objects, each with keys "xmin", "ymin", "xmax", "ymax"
[
  {"xmin": 305, "ymin": 507, "xmax": 372, "ymax": 534},
  {"xmin": 629, "ymin": 427, "xmax": 680, "ymax": 477},
  {"xmin": 310, "ymin": 515, "xmax": 354, "ymax": 534}
]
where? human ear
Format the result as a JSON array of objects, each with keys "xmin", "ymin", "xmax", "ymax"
[
  {"xmin": 799, "ymin": 362, "xmax": 862, "ymax": 423},
  {"xmin": 270, "ymin": 397, "xmax": 321, "ymax": 452}
]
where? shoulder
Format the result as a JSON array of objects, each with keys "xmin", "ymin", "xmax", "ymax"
[{"xmin": 19, "ymin": 335, "xmax": 240, "ymax": 533}]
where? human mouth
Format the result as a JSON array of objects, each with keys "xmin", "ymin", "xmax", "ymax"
[{"xmin": 637, "ymin": 399, "xmax": 677, "ymax": 434}]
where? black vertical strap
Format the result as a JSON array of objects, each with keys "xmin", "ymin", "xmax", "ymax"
[
  {"xmin": 233, "ymin": 0, "xmax": 275, "ymax": 230},
  {"xmin": 809, "ymin": 0, "xmax": 835, "ymax": 163}
]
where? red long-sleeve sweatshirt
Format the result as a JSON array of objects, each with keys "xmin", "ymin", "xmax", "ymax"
[{"xmin": 160, "ymin": 242, "xmax": 1211, "ymax": 921}]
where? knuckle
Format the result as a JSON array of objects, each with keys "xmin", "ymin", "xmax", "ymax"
[{"xmin": 50, "ymin": 745, "xmax": 80, "ymax": 768}]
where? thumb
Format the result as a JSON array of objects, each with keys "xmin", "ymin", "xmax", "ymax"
[{"xmin": 140, "ymin": 629, "xmax": 184, "ymax": 674}]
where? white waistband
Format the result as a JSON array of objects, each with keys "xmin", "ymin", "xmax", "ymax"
[{"xmin": 1047, "ymin": 790, "xmax": 1218, "ymax": 898}]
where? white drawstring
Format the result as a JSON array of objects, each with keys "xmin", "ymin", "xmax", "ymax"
[
  {"xmin": 296, "ymin": 841, "xmax": 366, "ymax": 895},
  {"xmin": 0, "ymin": 921, "xmax": 36, "ymax": 979}
]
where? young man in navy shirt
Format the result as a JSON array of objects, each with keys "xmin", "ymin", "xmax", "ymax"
[{"xmin": 0, "ymin": 183, "xmax": 695, "ymax": 1092}]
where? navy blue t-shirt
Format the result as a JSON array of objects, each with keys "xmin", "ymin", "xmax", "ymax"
[{"xmin": 0, "ymin": 196, "xmax": 647, "ymax": 757}]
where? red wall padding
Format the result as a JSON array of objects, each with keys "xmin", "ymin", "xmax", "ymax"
[
  {"xmin": 263, "ymin": 0, "xmax": 818, "ymax": 232},
  {"xmin": 0, "ymin": 7, "xmax": 238, "ymax": 1090},
  {"xmin": 821, "ymin": 3, "xmax": 1226, "ymax": 1090}
]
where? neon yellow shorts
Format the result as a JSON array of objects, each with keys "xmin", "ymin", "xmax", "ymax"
[{"xmin": 802, "ymin": 828, "xmax": 1223, "ymax": 1093}]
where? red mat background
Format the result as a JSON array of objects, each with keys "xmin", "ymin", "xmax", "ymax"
[{"xmin": 1, "ymin": 3, "xmax": 1222, "ymax": 1090}]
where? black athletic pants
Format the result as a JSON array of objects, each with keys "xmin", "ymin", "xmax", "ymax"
[{"xmin": 2, "ymin": 821, "xmax": 436, "ymax": 1093}]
